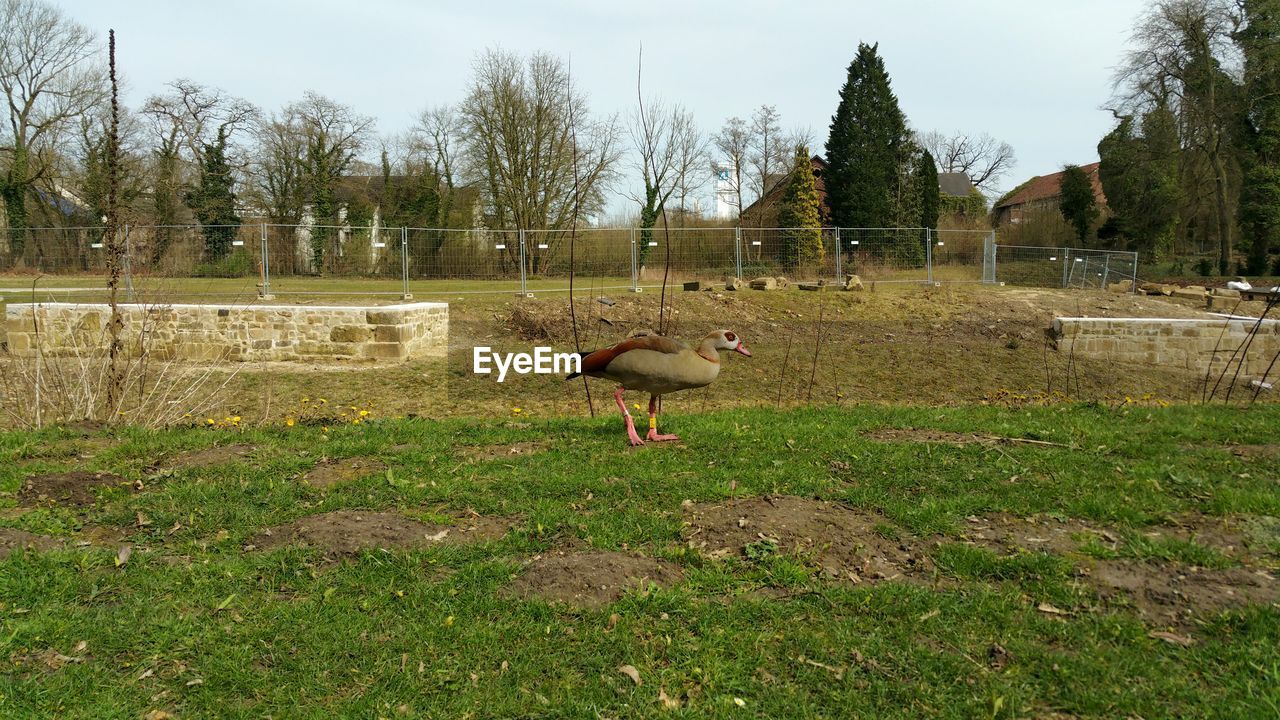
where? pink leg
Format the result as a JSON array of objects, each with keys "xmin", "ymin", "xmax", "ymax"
[
  {"xmin": 614, "ymin": 387, "xmax": 645, "ymax": 446},
  {"xmin": 646, "ymin": 395, "xmax": 680, "ymax": 442}
]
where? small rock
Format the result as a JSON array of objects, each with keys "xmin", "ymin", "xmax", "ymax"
[
  {"xmin": 842, "ymin": 274, "xmax": 864, "ymax": 291},
  {"xmin": 750, "ymin": 277, "xmax": 778, "ymax": 291}
]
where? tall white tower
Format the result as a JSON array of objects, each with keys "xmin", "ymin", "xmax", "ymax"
[{"xmin": 711, "ymin": 165, "xmax": 738, "ymax": 220}]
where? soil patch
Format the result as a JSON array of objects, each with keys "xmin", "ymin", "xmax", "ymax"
[
  {"xmin": 683, "ymin": 495, "xmax": 935, "ymax": 583},
  {"xmin": 864, "ymin": 428, "xmax": 1058, "ymax": 447},
  {"xmin": 1227, "ymin": 444, "xmax": 1280, "ymax": 459},
  {"xmin": 507, "ymin": 550, "xmax": 684, "ymax": 608},
  {"xmin": 963, "ymin": 514, "xmax": 1109, "ymax": 555},
  {"xmin": 248, "ymin": 510, "xmax": 512, "ymax": 555},
  {"xmin": 302, "ymin": 457, "xmax": 387, "ymax": 489},
  {"xmin": 18, "ymin": 471, "xmax": 134, "ymax": 507},
  {"xmin": 158, "ymin": 443, "xmax": 256, "ymax": 470},
  {"xmin": 1087, "ymin": 560, "xmax": 1278, "ymax": 624},
  {"xmin": 461, "ymin": 441, "xmax": 551, "ymax": 462},
  {"xmin": 0, "ymin": 528, "xmax": 63, "ymax": 559}
]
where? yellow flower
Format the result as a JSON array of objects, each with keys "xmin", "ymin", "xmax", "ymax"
[
  {"xmin": 352, "ymin": 418, "xmax": 362, "ymax": 425},
  {"xmin": 206, "ymin": 418, "xmax": 215, "ymax": 425},
  {"xmin": 301, "ymin": 397, "xmax": 310, "ymax": 403},
  {"xmin": 232, "ymin": 416, "xmax": 241, "ymax": 423},
  {"xmin": 359, "ymin": 410, "xmax": 370, "ymax": 417},
  {"xmin": 318, "ymin": 398, "xmax": 328, "ymax": 405},
  {"xmin": 512, "ymin": 407, "xmax": 522, "ymax": 414},
  {"xmin": 286, "ymin": 418, "xmax": 295, "ymax": 427},
  {"xmin": 632, "ymin": 403, "xmax": 641, "ymax": 411}
]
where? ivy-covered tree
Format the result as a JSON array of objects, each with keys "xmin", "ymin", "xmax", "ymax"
[
  {"xmin": 825, "ymin": 43, "xmax": 909, "ymax": 231},
  {"xmin": 1098, "ymin": 105, "xmax": 1181, "ymax": 255},
  {"xmin": 1058, "ymin": 164, "xmax": 1098, "ymax": 244},
  {"xmin": 185, "ymin": 127, "xmax": 240, "ymax": 260},
  {"xmin": 1238, "ymin": 0, "xmax": 1280, "ymax": 275},
  {"xmin": 776, "ymin": 145, "xmax": 823, "ymax": 270}
]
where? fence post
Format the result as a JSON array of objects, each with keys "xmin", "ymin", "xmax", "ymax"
[
  {"xmin": 1061, "ymin": 247, "xmax": 1070, "ymax": 288},
  {"xmin": 258, "ymin": 223, "xmax": 274, "ymax": 300},
  {"xmin": 123, "ymin": 224, "xmax": 134, "ymax": 302},
  {"xmin": 1131, "ymin": 251, "xmax": 1139, "ymax": 294},
  {"xmin": 982, "ymin": 232, "xmax": 994, "ymax": 284},
  {"xmin": 1101, "ymin": 254, "xmax": 1111, "ymax": 288},
  {"xmin": 925, "ymin": 228, "xmax": 934, "ymax": 284},
  {"xmin": 833, "ymin": 227, "xmax": 842, "ymax": 281},
  {"xmin": 734, "ymin": 226, "xmax": 742, "ymax": 280},
  {"xmin": 629, "ymin": 227, "xmax": 640, "ymax": 293},
  {"xmin": 400, "ymin": 227, "xmax": 411, "ymax": 300},
  {"xmin": 518, "ymin": 228, "xmax": 529, "ymax": 297}
]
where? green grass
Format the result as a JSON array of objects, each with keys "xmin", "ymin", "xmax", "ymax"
[{"xmin": 1, "ymin": 404, "xmax": 1278, "ymax": 718}]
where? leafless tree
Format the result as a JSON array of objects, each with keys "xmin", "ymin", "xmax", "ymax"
[
  {"xmin": 746, "ymin": 104, "xmax": 789, "ymax": 224},
  {"xmin": 1114, "ymin": 0, "xmax": 1242, "ymax": 273},
  {"xmin": 916, "ymin": 130, "xmax": 1017, "ymax": 192},
  {"xmin": 713, "ymin": 116, "xmax": 749, "ymax": 222},
  {"xmin": 0, "ymin": 0, "xmax": 105, "ymax": 255},
  {"xmin": 459, "ymin": 48, "xmax": 619, "ymax": 271},
  {"xmin": 670, "ymin": 115, "xmax": 709, "ymax": 224},
  {"xmin": 628, "ymin": 97, "xmax": 701, "ymax": 244},
  {"xmin": 140, "ymin": 79, "xmax": 258, "ymax": 169}
]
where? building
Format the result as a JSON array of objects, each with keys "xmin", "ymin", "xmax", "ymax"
[{"xmin": 993, "ymin": 162, "xmax": 1107, "ymax": 226}]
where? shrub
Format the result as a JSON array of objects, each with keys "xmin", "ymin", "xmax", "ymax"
[{"xmin": 194, "ymin": 250, "xmax": 254, "ymax": 278}]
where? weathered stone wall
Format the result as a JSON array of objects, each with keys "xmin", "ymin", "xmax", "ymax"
[
  {"xmin": 1050, "ymin": 317, "xmax": 1280, "ymax": 375},
  {"xmin": 3, "ymin": 301, "xmax": 448, "ymax": 362}
]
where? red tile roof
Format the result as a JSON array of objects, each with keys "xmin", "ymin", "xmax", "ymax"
[{"xmin": 996, "ymin": 162, "xmax": 1105, "ymax": 209}]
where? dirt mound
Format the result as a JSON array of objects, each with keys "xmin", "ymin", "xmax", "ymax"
[
  {"xmin": 1088, "ymin": 560, "xmax": 1279, "ymax": 624},
  {"xmin": 461, "ymin": 441, "xmax": 550, "ymax": 462},
  {"xmin": 302, "ymin": 457, "xmax": 386, "ymax": 489},
  {"xmin": 0, "ymin": 529, "xmax": 63, "ymax": 559},
  {"xmin": 158, "ymin": 443, "xmax": 256, "ymax": 470},
  {"xmin": 248, "ymin": 510, "xmax": 512, "ymax": 555},
  {"xmin": 507, "ymin": 550, "xmax": 683, "ymax": 608},
  {"xmin": 684, "ymin": 495, "xmax": 935, "ymax": 583},
  {"xmin": 18, "ymin": 471, "xmax": 134, "ymax": 507}
]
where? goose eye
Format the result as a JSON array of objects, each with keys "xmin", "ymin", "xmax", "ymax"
[{"xmin": 724, "ymin": 332, "xmax": 736, "ymax": 342}]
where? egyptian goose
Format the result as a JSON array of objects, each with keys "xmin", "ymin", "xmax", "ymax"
[{"xmin": 567, "ymin": 330, "xmax": 751, "ymax": 446}]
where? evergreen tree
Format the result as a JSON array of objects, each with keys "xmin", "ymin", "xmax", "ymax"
[
  {"xmin": 776, "ymin": 145, "xmax": 823, "ymax": 270},
  {"xmin": 825, "ymin": 43, "xmax": 909, "ymax": 231},
  {"xmin": 185, "ymin": 127, "xmax": 240, "ymax": 260},
  {"xmin": 1238, "ymin": 0, "xmax": 1280, "ymax": 275},
  {"xmin": 915, "ymin": 148, "xmax": 939, "ymax": 230},
  {"xmin": 1058, "ymin": 164, "xmax": 1098, "ymax": 244}
]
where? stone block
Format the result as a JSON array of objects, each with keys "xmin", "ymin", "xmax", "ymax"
[
  {"xmin": 363, "ymin": 342, "xmax": 409, "ymax": 360},
  {"xmin": 683, "ymin": 281, "xmax": 707, "ymax": 291},
  {"xmin": 374, "ymin": 325, "xmax": 407, "ymax": 343},
  {"xmin": 750, "ymin": 277, "xmax": 778, "ymax": 291},
  {"xmin": 797, "ymin": 282, "xmax": 826, "ymax": 292},
  {"xmin": 724, "ymin": 277, "xmax": 743, "ymax": 291},
  {"xmin": 842, "ymin": 274, "xmax": 864, "ymax": 291},
  {"xmin": 330, "ymin": 325, "xmax": 373, "ymax": 343}
]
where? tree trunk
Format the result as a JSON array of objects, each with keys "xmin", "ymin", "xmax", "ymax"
[{"xmin": 1209, "ymin": 145, "xmax": 1232, "ymax": 275}]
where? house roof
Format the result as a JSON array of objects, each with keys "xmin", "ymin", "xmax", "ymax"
[
  {"xmin": 938, "ymin": 172, "xmax": 974, "ymax": 197},
  {"xmin": 995, "ymin": 162, "xmax": 1104, "ymax": 209},
  {"xmin": 742, "ymin": 155, "xmax": 830, "ymax": 221}
]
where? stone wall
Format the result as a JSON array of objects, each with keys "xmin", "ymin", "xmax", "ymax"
[
  {"xmin": 1049, "ymin": 316, "xmax": 1280, "ymax": 375},
  {"xmin": 3, "ymin": 301, "xmax": 448, "ymax": 362}
]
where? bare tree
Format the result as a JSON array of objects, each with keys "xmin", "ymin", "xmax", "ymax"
[
  {"xmin": 713, "ymin": 116, "xmax": 749, "ymax": 222},
  {"xmin": 670, "ymin": 115, "xmax": 709, "ymax": 225},
  {"xmin": 412, "ymin": 104, "xmax": 462, "ymax": 226},
  {"xmin": 916, "ymin": 130, "xmax": 1017, "ymax": 192},
  {"xmin": 746, "ymin": 104, "xmax": 788, "ymax": 225},
  {"xmin": 0, "ymin": 0, "xmax": 105, "ymax": 257},
  {"xmin": 1115, "ymin": 0, "xmax": 1242, "ymax": 273},
  {"xmin": 459, "ymin": 48, "xmax": 619, "ymax": 271},
  {"xmin": 629, "ymin": 97, "xmax": 701, "ymax": 262}
]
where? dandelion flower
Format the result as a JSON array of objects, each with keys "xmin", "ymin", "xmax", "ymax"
[
  {"xmin": 206, "ymin": 418, "xmax": 215, "ymax": 425},
  {"xmin": 286, "ymin": 418, "xmax": 295, "ymax": 427},
  {"xmin": 512, "ymin": 407, "xmax": 522, "ymax": 414},
  {"xmin": 301, "ymin": 397, "xmax": 310, "ymax": 404},
  {"xmin": 319, "ymin": 398, "xmax": 328, "ymax": 405},
  {"xmin": 359, "ymin": 410, "xmax": 370, "ymax": 417}
]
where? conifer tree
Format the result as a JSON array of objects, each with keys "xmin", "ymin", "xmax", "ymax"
[
  {"xmin": 1238, "ymin": 0, "xmax": 1280, "ymax": 274},
  {"xmin": 824, "ymin": 43, "xmax": 909, "ymax": 231},
  {"xmin": 777, "ymin": 145, "xmax": 823, "ymax": 270},
  {"xmin": 1058, "ymin": 164, "xmax": 1098, "ymax": 244}
]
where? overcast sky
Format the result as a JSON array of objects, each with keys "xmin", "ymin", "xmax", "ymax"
[{"xmin": 56, "ymin": 0, "xmax": 1149, "ymax": 213}]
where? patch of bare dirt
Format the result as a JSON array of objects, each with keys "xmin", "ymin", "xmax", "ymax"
[
  {"xmin": 962, "ymin": 514, "xmax": 1109, "ymax": 555},
  {"xmin": 302, "ymin": 457, "xmax": 386, "ymax": 489},
  {"xmin": 0, "ymin": 528, "xmax": 63, "ymax": 559},
  {"xmin": 460, "ymin": 441, "xmax": 551, "ymax": 462},
  {"xmin": 1227, "ymin": 444, "xmax": 1280, "ymax": 459},
  {"xmin": 864, "ymin": 428, "xmax": 1060, "ymax": 447},
  {"xmin": 507, "ymin": 550, "xmax": 684, "ymax": 608},
  {"xmin": 18, "ymin": 471, "xmax": 134, "ymax": 507},
  {"xmin": 683, "ymin": 495, "xmax": 935, "ymax": 583},
  {"xmin": 247, "ymin": 510, "xmax": 512, "ymax": 555},
  {"xmin": 157, "ymin": 443, "xmax": 256, "ymax": 470},
  {"xmin": 1087, "ymin": 560, "xmax": 1278, "ymax": 624}
]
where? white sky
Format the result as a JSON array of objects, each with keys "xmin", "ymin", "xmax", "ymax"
[{"xmin": 55, "ymin": 0, "xmax": 1148, "ymax": 213}]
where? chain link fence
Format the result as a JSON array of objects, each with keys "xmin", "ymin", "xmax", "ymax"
[
  {"xmin": 988, "ymin": 244, "xmax": 1139, "ymax": 291},
  {"xmin": 0, "ymin": 224, "xmax": 1135, "ymax": 301}
]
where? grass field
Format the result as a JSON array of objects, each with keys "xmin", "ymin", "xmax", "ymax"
[{"xmin": 1, "ymin": 404, "xmax": 1278, "ymax": 718}]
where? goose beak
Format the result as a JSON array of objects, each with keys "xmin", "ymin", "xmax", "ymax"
[{"xmin": 735, "ymin": 342, "xmax": 752, "ymax": 357}]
